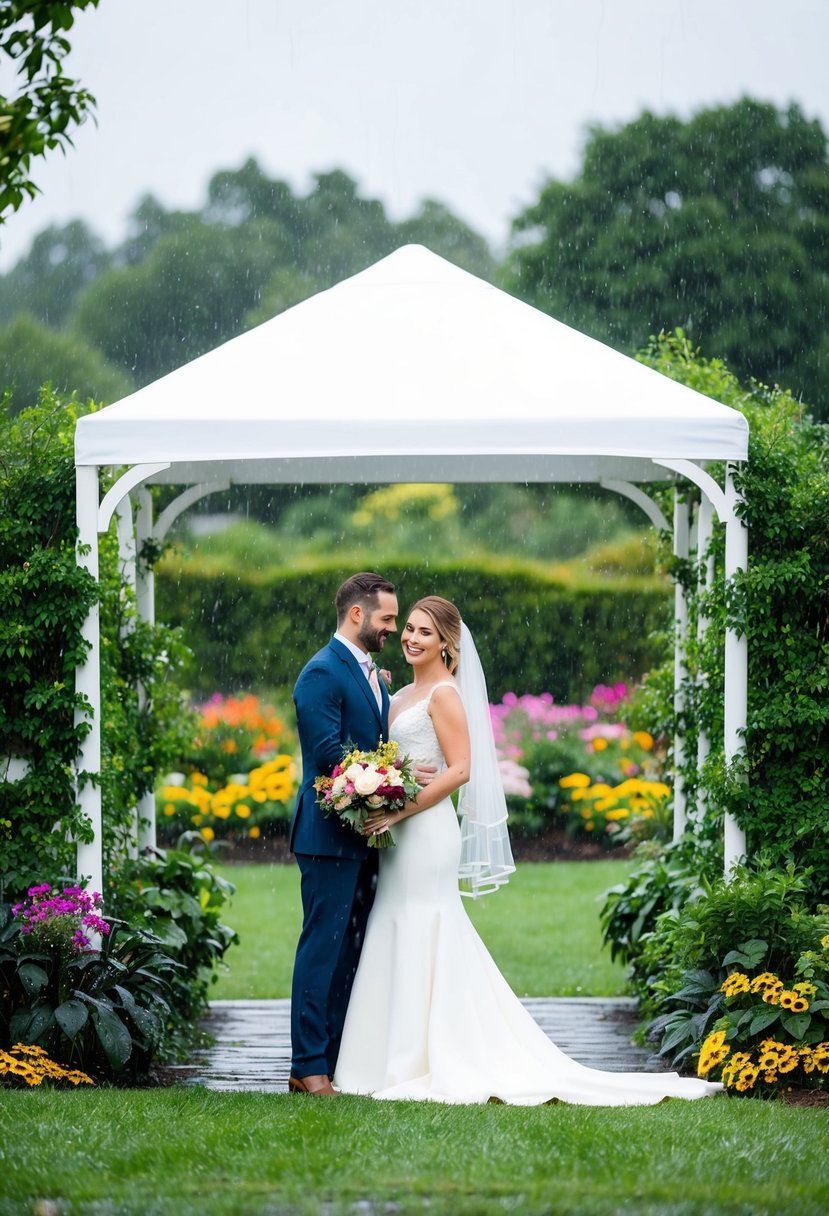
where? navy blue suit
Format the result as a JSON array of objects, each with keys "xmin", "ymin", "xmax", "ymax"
[{"xmin": 289, "ymin": 637, "xmax": 390, "ymax": 1077}]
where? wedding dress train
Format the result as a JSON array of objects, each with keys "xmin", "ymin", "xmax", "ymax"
[{"xmin": 334, "ymin": 686, "xmax": 722, "ymax": 1106}]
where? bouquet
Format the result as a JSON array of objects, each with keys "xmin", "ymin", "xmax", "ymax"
[{"xmin": 314, "ymin": 739, "xmax": 419, "ymax": 848}]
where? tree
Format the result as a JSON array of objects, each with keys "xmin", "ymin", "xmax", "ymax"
[
  {"xmin": 505, "ymin": 100, "xmax": 829, "ymax": 419},
  {"xmin": 0, "ymin": 1, "xmax": 100, "ymax": 220},
  {"xmin": 71, "ymin": 219, "xmax": 282, "ymax": 385},
  {"xmin": 0, "ymin": 312, "xmax": 132, "ymax": 411},
  {"xmin": 0, "ymin": 219, "xmax": 110, "ymax": 326}
]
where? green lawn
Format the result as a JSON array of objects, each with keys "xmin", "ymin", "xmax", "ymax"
[
  {"xmin": 1, "ymin": 1087, "xmax": 827, "ymax": 1215},
  {"xmin": 211, "ymin": 859, "xmax": 632, "ymax": 999}
]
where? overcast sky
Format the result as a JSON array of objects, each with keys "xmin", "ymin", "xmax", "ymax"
[{"xmin": 1, "ymin": 0, "xmax": 828, "ymax": 269}]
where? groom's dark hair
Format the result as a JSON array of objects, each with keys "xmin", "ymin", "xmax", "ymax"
[{"xmin": 335, "ymin": 572, "xmax": 396, "ymax": 623}]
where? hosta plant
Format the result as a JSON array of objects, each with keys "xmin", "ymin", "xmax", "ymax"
[{"xmin": 0, "ymin": 888, "xmax": 180, "ymax": 1082}]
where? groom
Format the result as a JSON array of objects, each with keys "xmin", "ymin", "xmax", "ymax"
[{"xmin": 288, "ymin": 571, "xmax": 398, "ymax": 1095}]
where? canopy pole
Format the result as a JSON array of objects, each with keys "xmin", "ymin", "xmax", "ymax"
[
  {"xmin": 695, "ymin": 495, "xmax": 715, "ymax": 816},
  {"xmin": 724, "ymin": 463, "xmax": 748, "ymax": 871},
  {"xmin": 672, "ymin": 491, "xmax": 690, "ymax": 840},
  {"xmin": 115, "ymin": 497, "xmax": 141, "ymax": 858},
  {"xmin": 135, "ymin": 488, "xmax": 157, "ymax": 851},
  {"xmin": 75, "ymin": 465, "xmax": 104, "ymax": 897}
]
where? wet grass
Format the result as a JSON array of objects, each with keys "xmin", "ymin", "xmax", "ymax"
[
  {"xmin": 1, "ymin": 1086, "xmax": 827, "ymax": 1215},
  {"xmin": 211, "ymin": 859, "xmax": 632, "ymax": 999}
]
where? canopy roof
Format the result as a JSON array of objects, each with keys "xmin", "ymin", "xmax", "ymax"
[{"xmin": 74, "ymin": 244, "xmax": 748, "ymax": 485}]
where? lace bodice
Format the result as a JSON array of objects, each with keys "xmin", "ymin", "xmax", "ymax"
[{"xmin": 389, "ymin": 683, "xmax": 457, "ymax": 771}]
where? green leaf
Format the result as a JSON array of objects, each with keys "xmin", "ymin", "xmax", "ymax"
[
  {"xmin": 54, "ymin": 997, "xmax": 89, "ymax": 1040},
  {"xmin": 9, "ymin": 1001, "xmax": 55, "ymax": 1043},
  {"xmin": 18, "ymin": 961, "xmax": 49, "ymax": 996},
  {"xmin": 749, "ymin": 1006, "xmax": 781, "ymax": 1035},
  {"xmin": 781, "ymin": 1012, "xmax": 811, "ymax": 1040},
  {"xmin": 90, "ymin": 1006, "xmax": 132, "ymax": 1070}
]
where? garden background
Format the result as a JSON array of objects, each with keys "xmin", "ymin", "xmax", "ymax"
[{"xmin": 1, "ymin": 20, "xmax": 829, "ymax": 1209}]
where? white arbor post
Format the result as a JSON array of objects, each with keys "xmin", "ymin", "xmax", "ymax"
[
  {"xmin": 695, "ymin": 495, "xmax": 715, "ymax": 804},
  {"xmin": 75, "ymin": 466, "xmax": 104, "ymax": 896},
  {"xmin": 723, "ymin": 463, "xmax": 748, "ymax": 870},
  {"xmin": 672, "ymin": 491, "xmax": 690, "ymax": 840},
  {"xmin": 135, "ymin": 487, "xmax": 157, "ymax": 850}
]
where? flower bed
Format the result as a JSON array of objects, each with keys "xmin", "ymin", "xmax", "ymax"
[
  {"xmin": 491, "ymin": 684, "xmax": 670, "ymax": 842},
  {"xmin": 157, "ymin": 693, "xmax": 297, "ymax": 842}
]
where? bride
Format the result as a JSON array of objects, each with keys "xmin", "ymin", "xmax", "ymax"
[{"xmin": 333, "ymin": 596, "xmax": 722, "ymax": 1105}]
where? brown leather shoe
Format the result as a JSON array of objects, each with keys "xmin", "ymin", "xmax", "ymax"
[{"xmin": 288, "ymin": 1073, "xmax": 337, "ymax": 1095}]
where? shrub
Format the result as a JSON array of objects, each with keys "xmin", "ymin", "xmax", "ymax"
[
  {"xmin": 634, "ymin": 333, "xmax": 829, "ymax": 901},
  {"xmin": 0, "ymin": 893, "xmax": 179, "ymax": 1082},
  {"xmin": 637, "ymin": 862, "xmax": 826, "ymax": 1026},
  {"xmin": 156, "ymin": 556, "xmax": 669, "ymax": 704},
  {"xmin": 109, "ymin": 838, "xmax": 238, "ymax": 1056}
]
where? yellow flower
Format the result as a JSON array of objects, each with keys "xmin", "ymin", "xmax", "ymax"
[
  {"xmin": 778, "ymin": 989, "xmax": 807, "ymax": 1011},
  {"xmin": 559, "ymin": 772, "xmax": 591, "ymax": 789},
  {"xmin": 734, "ymin": 1063, "xmax": 760, "ymax": 1092},
  {"xmin": 697, "ymin": 1030, "xmax": 730, "ymax": 1076},
  {"xmin": 820, "ymin": 935, "xmax": 829, "ymax": 950},
  {"xmin": 793, "ymin": 982, "xmax": 817, "ymax": 998},
  {"xmin": 234, "ymin": 805, "xmax": 251, "ymax": 819},
  {"xmin": 750, "ymin": 972, "xmax": 781, "ymax": 994},
  {"xmin": 592, "ymin": 737, "xmax": 609, "ymax": 752},
  {"xmin": 191, "ymin": 772, "xmax": 210, "ymax": 787},
  {"xmin": 164, "ymin": 803, "xmax": 177, "ymax": 816},
  {"xmin": 200, "ymin": 827, "xmax": 215, "ymax": 842},
  {"xmin": 633, "ymin": 731, "xmax": 654, "ymax": 751},
  {"xmin": 721, "ymin": 972, "xmax": 751, "ymax": 997},
  {"xmin": 248, "ymin": 825, "xmax": 261, "ymax": 839},
  {"xmin": 811, "ymin": 1043, "xmax": 829, "ymax": 1073}
]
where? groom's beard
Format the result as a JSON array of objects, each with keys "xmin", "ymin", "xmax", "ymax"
[{"xmin": 359, "ymin": 623, "xmax": 390, "ymax": 653}]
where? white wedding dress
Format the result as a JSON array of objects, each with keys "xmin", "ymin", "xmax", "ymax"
[{"xmin": 334, "ymin": 685, "xmax": 722, "ymax": 1105}]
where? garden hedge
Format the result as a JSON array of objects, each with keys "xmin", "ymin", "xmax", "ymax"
[{"xmin": 156, "ymin": 555, "xmax": 670, "ymax": 702}]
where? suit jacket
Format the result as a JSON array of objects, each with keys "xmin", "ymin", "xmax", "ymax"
[{"xmin": 290, "ymin": 637, "xmax": 390, "ymax": 857}]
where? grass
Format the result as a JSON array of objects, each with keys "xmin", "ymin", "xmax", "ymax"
[
  {"xmin": 1, "ymin": 1087, "xmax": 828, "ymax": 1215},
  {"xmin": 210, "ymin": 859, "xmax": 632, "ymax": 999}
]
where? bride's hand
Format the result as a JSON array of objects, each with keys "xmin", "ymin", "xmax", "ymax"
[
  {"xmin": 414, "ymin": 763, "xmax": 437, "ymax": 787},
  {"xmin": 364, "ymin": 811, "xmax": 395, "ymax": 835}
]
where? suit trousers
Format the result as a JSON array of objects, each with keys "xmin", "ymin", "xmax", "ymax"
[{"xmin": 290, "ymin": 851, "xmax": 378, "ymax": 1077}]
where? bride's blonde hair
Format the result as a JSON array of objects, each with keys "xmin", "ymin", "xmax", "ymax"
[{"xmin": 408, "ymin": 596, "xmax": 461, "ymax": 675}]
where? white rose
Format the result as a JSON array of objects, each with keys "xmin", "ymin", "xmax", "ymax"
[
  {"xmin": 353, "ymin": 769, "xmax": 384, "ymax": 796},
  {"xmin": 383, "ymin": 770, "xmax": 403, "ymax": 787},
  {"xmin": 344, "ymin": 763, "xmax": 365, "ymax": 783}
]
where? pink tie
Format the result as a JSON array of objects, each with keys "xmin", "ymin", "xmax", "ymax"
[{"xmin": 367, "ymin": 662, "xmax": 382, "ymax": 708}]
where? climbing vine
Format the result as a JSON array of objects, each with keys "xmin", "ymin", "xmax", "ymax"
[
  {"xmin": 633, "ymin": 333, "xmax": 829, "ymax": 901},
  {"xmin": 0, "ymin": 391, "xmax": 192, "ymax": 900}
]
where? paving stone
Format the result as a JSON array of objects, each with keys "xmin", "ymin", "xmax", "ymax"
[{"xmin": 176, "ymin": 997, "xmax": 661, "ymax": 1092}]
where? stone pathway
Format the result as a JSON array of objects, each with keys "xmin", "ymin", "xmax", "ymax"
[{"xmin": 173, "ymin": 997, "xmax": 658, "ymax": 1092}]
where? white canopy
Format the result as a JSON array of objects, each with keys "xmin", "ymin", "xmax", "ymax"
[
  {"xmin": 72, "ymin": 244, "xmax": 750, "ymax": 896},
  {"xmin": 75, "ymin": 244, "xmax": 748, "ymax": 483}
]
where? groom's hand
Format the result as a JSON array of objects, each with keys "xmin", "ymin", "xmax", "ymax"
[{"xmin": 414, "ymin": 764, "xmax": 438, "ymax": 787}]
